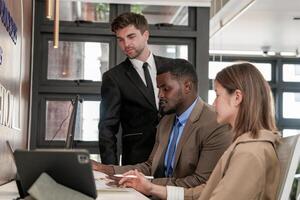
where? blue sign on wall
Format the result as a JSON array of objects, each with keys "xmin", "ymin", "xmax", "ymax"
[
  {"xmin": 0, "ymin": 46, "xmax": 3, "ymax": 65},
  {"xmin": 0, "ymin": 0, "xmax": 18, "ymax": 44}
]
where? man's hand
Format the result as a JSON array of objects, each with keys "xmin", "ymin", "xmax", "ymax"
[{"xmin": 90, "ymin": 160, "xmax": 114, "ymax": 175}]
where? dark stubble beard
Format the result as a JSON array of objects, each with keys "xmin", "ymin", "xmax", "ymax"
[
  {"xmin": 159, "ymin": 88, "xmax": 184, "ymax": 115},
  {"xmin": 127, "ymin": 44, "xmax": 146, "ymax": 59}
]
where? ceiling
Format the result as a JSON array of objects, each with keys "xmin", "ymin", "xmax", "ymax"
[{"xmin": 209, "ymin": 0, "xmax": 300, "ymax": 54}]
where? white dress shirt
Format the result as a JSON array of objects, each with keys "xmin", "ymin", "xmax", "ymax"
[
  {"xmin": 130, "ymin": 53, "xmax": 159, "ymax": 109},
  {"xmin": 167, "ymin": 186, "xmax": 184, "ymax": 200}
]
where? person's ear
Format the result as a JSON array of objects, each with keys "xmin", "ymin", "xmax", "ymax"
[
  {"xmin": 183, "ymin": 80, "xmax": 192, "ymax": 94},
  {"xmin": 143, "ymin": 30, "xmax": 149, "ymax": 40},
  {"xmin": 233, "ymin": 89, "xmax": 243, "ymax": 106}
]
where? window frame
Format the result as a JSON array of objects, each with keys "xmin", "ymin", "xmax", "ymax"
[
  {"xmin": 39, "ymin": 34, "xmax": 116, "ymax": 87},
  {"xmin": 31, "ymin": 3, "xmax": 210, "ymax": 154},
  {"xmin": 32, "ymin": 94, "xmax": 100, "ymax": 153},
  {"xmin": 208, "ymin": 55, "xmax": 300, "ymax": 132}
]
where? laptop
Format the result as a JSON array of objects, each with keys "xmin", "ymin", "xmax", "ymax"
[{"xmin": 13, "ymin": 149, "xmax": 97, "ymax": 198}]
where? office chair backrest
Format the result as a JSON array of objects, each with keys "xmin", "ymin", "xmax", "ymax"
[{"xmin": 277, "ymin": 135, "xmax": 300, "ymax": 200}]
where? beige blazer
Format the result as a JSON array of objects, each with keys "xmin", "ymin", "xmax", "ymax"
[
  {"xmin": 185, "ymin": 130, "xmax": 280, "ymax": 200},
  {"xmin": 113, "ymin": 99, "xmax": 232, "ymax": 188}
]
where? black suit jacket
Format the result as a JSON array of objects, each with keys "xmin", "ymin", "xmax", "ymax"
[{"xmin": 99, "ymin": 56, "xmax": 172, "ymax": 165}]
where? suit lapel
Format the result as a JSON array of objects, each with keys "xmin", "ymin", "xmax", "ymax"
[
  {"xmin": 152, "ymin": 115, "xmax": 175, "ymax": 176},
  {"xmin": 124, "ymin": 58, "xmax": 157, "ymax": 109},
  {"xmin": 172, "ymin": 99, "xmax": 205, "ymax": 170}
]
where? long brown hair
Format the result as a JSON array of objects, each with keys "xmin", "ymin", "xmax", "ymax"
[{"xmin": 215, "ymin": 62, "xmax": 277, "ymax": 139}]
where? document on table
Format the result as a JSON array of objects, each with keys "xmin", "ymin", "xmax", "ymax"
[{"xmin": 93, "ymin": 170, "xmax": 131, "ymax": 192}]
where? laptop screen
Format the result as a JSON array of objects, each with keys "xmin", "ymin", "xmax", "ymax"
[{"xmin": 14, "ymin": 149, "xmax": 97, "ymax": 198}]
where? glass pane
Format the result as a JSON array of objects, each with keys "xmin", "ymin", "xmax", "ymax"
[
  {"xmin": 78, "ymin": 101, "xmax": 100, "ymax": 141},
  {"xmin": 283, "ymin": 92, "xmax": 300, "ymax": 119},
  {"xmin": 131, "ymin": 5, "xmax": 188, "ymax": 26},
  {"xmin": 209, "ymin": 61, "xmax": 272, "ymax": 81},
  {"xmin": 282, "ymin": 129, "xmax": 300, "ymax": 137},
  {"xmin": 254, "ymin": 63, "xmax": 272, "ymax": 81},
  {"xmin": 149, "ymin": 44, "xmax": 188, "ymax": 59},
  {"xmin": 90, "ymin": 154, "xmax": 101, "ymax": 162},
  {"xmin": 49, "ymin": 1, "xmax": 109, "ymax": 23},
  {"xmin": 47, "ymin": 41, "xmax": 109, "ymax": 81},
  {"xmin": 283, "ymin": 64, "xmax": 300, "ymax": 82},
  {"xmin": 45, "ymin": 100, "xmax": 100, "ymax": 141},
  {"xmin": 208, "ymin": 90, "xmax": 216, "ymax": 105},
  {"xmin": 45, "ymin": 101, "xmax": 72, "ymax": 141}
]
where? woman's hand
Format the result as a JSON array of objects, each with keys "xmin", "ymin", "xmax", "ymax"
[{"xmin": 119, "ymin": 169, "xmax": 153, "ymax": 196}]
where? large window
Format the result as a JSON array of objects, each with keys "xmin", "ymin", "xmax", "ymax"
[
  {"xmin": 280, "ymin": 61, "xmax": 300, "ymax": 136},
  {"xmin": 31, "ymin": 2, "xmax": 209, "ymax": 153},
  {"xmin": 208, "ymin": 61, "xmax": 271, "ymax": 80},
  {"xmin": 208, "ymin": 56, "xmax": 300, "ymax": 135},
  {"xmin": 208, "ymin": 60, "xmax": 272, "ymax": 104}
]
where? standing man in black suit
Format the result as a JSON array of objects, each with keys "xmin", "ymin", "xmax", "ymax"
[{"xmin": 99, "ymin": 12, "xmax": 172, "ymax": 165}]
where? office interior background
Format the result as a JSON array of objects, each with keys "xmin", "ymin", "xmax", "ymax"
[{"xmin": 0, "ymin": 0, "xmax": 300, "ymax": 197}]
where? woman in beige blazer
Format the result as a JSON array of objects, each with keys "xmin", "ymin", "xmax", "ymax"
[{"xmin": 119, "ymin": 62, "xmax": 281, "ymax": 200}]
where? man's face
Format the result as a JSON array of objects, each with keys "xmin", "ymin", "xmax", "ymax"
[
  {"xmin": 116, "ymin": 25, "xmax": 149, "ymax": 59},
  {"xmin": 157, "ymin": 72, "xmax": 185, "ymax": 115}
]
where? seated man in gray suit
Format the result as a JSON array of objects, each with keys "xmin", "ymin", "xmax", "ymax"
[{"xmin": 93, "ymin": 59, "xmax": 232, "ymax": 188}]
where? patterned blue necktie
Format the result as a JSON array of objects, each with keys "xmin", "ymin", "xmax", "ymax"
[{"xmin": 165, "ymin": 119, "xmax": 181, "ymax": 177}]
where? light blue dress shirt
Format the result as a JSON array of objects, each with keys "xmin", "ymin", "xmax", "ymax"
[{"xmin": 164, "ymin": 97, "xmax": 199, "ymax": 175}]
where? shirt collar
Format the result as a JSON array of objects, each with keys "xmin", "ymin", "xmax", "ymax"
[
  {"xmin": 176, "ymin": 97, "xmax": 199, "ymax": 125},
  {"xmin": 129, "ymin": 52, "xmax": 155, "ymax": 70}
]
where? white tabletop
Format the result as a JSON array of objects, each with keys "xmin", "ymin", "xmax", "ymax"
[
  {"xmin": 94, "ymin": 170, "xmax": 149, "ymax": 200},
  {"xmin": 0, "ymin": 181, "xmax": 149, "ymax": 200},
  {"xmin": 0, "ymin": 181, "xmax": 19, "ymax": 199},
  {"xmin": 97, "ymin": 188, "xmax": 150, "ymax": 200}
]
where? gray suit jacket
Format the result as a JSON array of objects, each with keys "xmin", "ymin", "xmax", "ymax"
[{"xmin": 113, "ymin": 99, "xmax": 232, "ymax": 188}]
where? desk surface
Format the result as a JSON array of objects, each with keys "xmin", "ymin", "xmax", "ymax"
[
  {"xmin": 0, "ymin": 181, "xmax": 150, "ymax": 200},
  {"xmin": 0, "ymin": 181, "xmax": 18, "ymax": 199}
]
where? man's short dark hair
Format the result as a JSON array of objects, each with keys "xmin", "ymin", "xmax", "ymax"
[
  {"xmin": 111, "ymin": 12, "xmax": 149, "ymax": 33},
  {"xmin": 157, "ymin": 59, "xmax": 198, "ymax": 91}
]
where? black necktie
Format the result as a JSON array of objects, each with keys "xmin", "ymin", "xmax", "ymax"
[{"xmin": 142, "ymin": 62, "xmax": 155, "ymax": 102}]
